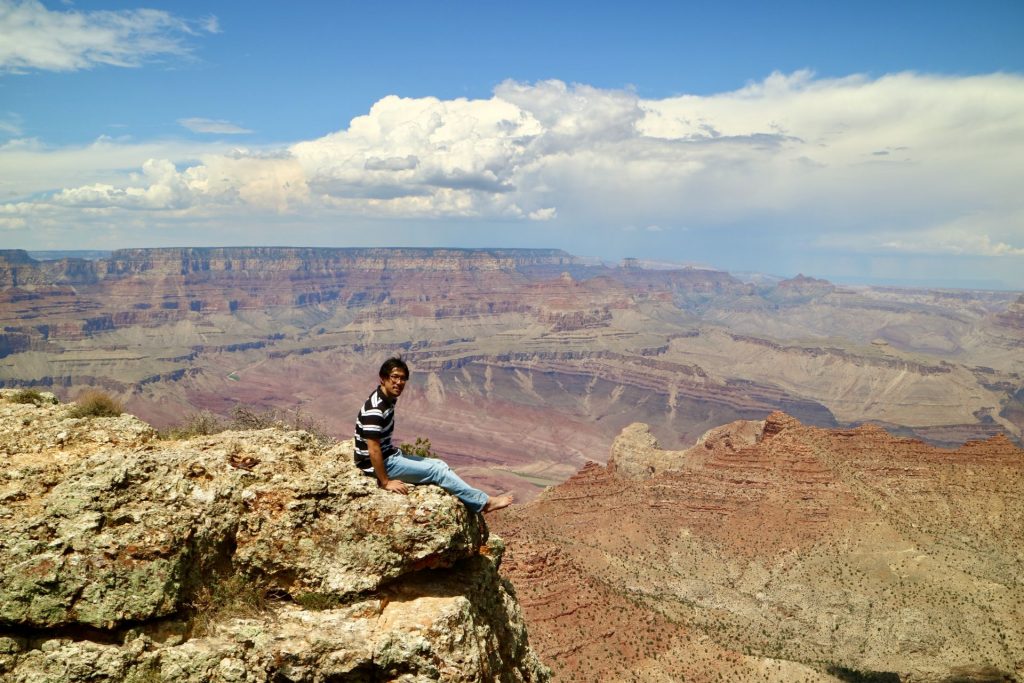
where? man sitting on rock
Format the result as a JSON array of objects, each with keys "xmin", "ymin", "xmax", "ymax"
[{"xmin": 354, "ymin": 357, "xmax": 513, "ymax": 513}]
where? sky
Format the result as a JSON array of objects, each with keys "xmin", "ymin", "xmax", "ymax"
[{"xmin": 1, "ymin": 1, "xmax": 1023, "ymax": 289}]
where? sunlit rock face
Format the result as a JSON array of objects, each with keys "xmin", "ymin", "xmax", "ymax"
[
  {"xmin": 1, "ymin": 247, "xmax": 1021, "ymax": 507},
  {"xmin": 492, "ymin": 413, "xmax": 1024, "ymax": 682},
  {"xmin": 0, "ymin": 391, "xmax": 549, "ymax": 682}
]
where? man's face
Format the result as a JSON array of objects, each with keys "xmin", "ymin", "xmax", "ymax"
[{"xmin": 380, "ymin": 370, "xmax": 408, "ymax": 399}]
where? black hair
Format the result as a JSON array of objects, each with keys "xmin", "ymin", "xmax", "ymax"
[{"xmin": 379, "ymin": 356, "xmax": 410, "ymax": 380}]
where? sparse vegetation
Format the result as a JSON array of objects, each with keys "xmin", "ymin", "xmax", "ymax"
[
  {"xmin": 826, "ymin": 665, "xmax": 901, "ymax": 683},
  {"xmin": 10, "ymin": 388, "xmax": 48, "ymax": 404},
  {"xmin": 158, "ymin": 404, "xmax": 336, "ymax": 450},
  {"xmin": 67, "ymin": 389, "xmax": 123, "ymax": 418},
  {"xmin": 294, "ymin": 592, "xmax": 344, "ymax": 610},
  {"xmin": 10, "ymin": 389, "xmax": 40, "ymax": 404},
  {"xmin": 187, "ymin": 574, "xmax": 268, "ymax": 637},
  {"xmin": 229, "ymin": 404, "xmax": 334, "ymax": 447},
  {"xmin": 403, "ymin": 436, "xmax": 437, "ymax": 458},
  {"xmin": 157, "ymin": 411, "xmax": 225, "ymax": 439}
]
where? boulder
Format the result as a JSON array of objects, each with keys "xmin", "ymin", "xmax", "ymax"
[{"xmin": 0, "ymin": 391, "xmax": 548, "ymax": 682}]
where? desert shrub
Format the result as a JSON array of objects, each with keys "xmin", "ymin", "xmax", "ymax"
[
  {"xmin": 229, "ymin": 405, "xmax": 335, "ymax": 448},
  {"xmin": 229, "ymin": 404, "xmax": 283, "ymax": 430},
  {"xmin": 10, "ymin": 389, "xmax": 45, "ymax": 404},
  {"xmin": 158, "ymin": 411, "xmax": 226, "ymax": 439},
  {"xmin": 294, "ymin": 591, "xmax": 343, "ymax": 610},
  {"xmin": 158, "ymin": 403, "xmax": 337, "ymax": 450},
  {"xmin": 187, "ymin": 574, "xmax": 268, "ymax": 637},
  {"xmin": 68, "ymin": 389, "xmax": 123, "ymax": 418},
  {"xmin": 403, "ymin": 436, "xmax": 437, "ymax": 458}
]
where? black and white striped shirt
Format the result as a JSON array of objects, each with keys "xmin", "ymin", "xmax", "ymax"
[{"xmin": 353, "ymin": 386, "xmax": 398, "ymax": 470}]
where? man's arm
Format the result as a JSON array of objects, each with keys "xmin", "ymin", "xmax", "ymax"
[{"xmin": 367, "ymin": 437, "xmax": 408, "ymax": 494}]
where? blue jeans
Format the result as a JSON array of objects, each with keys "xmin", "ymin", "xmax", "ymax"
[{"xmin": 382, "ymin": 451, "xmax": 489, "ymax": 512}]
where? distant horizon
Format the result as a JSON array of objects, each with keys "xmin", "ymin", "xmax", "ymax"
[
  {"xmin": 17, "ymin": 245, "xmax": 1022, "ymax": 293},
  {"xmin": 2, "ymin": 1, "xmax": 1022, "ymax": 290}
]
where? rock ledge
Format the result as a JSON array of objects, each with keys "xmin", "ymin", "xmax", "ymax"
[{"xmin": 0, "ymin": 391, "xmax": 549, "ymax": 682}]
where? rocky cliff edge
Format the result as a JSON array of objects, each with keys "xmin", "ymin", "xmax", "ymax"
[{"xmin": 0, "ymin": 390, "xmax": 549, "ymax": 682}]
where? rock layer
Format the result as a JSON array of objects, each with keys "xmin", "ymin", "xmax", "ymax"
[
  {"xmin": 2, "ymin": 247, "xmax": 1022, "ymax": 505},
  {"xmin": 492, "ymin": 413, "xmax": 1024, "ymax": 682},
  {"xmin": 0, "ymin": 390, "xmax": 549, "ymax": 682}
]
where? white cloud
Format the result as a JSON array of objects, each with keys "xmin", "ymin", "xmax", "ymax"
[
  {"xmin": 0, "ymin": 0, "xmax": 218, "ymax": 73},
  {"xmin": 179, "ymin": 118, "xmax": 253, "ymax": 135},
  {"xmin": 0, "ymin": 112, "xmax": 22, "ymax": 136},
  {"xmin": 879, "ymin": 234, "xmax": 1024, "ymax": 257},
  {"xmin": 820, "ymin": 210, "xmax": 1024, "ymax": 257},
  {"xmin": 3, "ymin": 72, "xmax": 1023, "ymax": 270},
  {"xmin": 0, "ymin": 135, "xmax": 238, "ymax": 202},
  {"xmin": 199, "ymin": 15, "xmax": 220, "ymax": 34}
]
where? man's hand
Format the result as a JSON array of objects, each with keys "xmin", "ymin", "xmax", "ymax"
[
  {"xmin": 367, "ymin": 437, "xmax": 408, "ymax": 494},
  {"xmin": 382, "ymin": 479, "xmax": 409, "ymax": 494}
]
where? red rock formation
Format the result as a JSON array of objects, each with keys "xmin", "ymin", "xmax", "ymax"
[{"xmin": 491, "ymin": 415, "xmax": 1024, "ymax": 681}]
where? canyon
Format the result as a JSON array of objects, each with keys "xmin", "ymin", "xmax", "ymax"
[
  {"xmin": 490, "ymin": 413, "xmax": 1024, "ymax": 681},
  {"xmin": 489, "ymin": 413, "xmax": 1024, "ymax": 679},
  {"xmin": 1, "ymin": 247, "xmax": 1021, "ymax": 502},
  {"xmin": 2, "ymin": 247, "xmax": 1023, "ymax": 681}
]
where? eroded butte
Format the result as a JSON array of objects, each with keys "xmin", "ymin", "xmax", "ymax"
[{"xmin": 490, "ymin": 413, "xmax": 1024, "ymax": 682}]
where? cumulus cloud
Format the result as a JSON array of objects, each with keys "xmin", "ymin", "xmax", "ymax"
[
  {"xmin": 0, "ymin": 0, "xmax": 217, "ymax": 73},
  {"xmin": 364, "ymin": 155, "xmax": 419, "ymax": 171},
  {"xmin": 178, "ymin": 118, "xmax": 253, "ymax": 135},
  {"xmin": 4, "ymin": 72, "xmax": 1023, "ymax": 269}
]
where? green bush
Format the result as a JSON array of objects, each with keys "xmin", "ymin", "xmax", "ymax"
[
  {"xmin": 10, "ymin": 389, "xmax": 45, "ymax": 404},
  {"xmin": 294, "ymin": 592, "xmax": 343, "ymax": 610},
  {"xmin": 403, "ymin": 436, "xmax": 437, "ymax": 458},
  {"xmin": 68, "ymin": 389, "xmax": 123, "ymax": 418}
]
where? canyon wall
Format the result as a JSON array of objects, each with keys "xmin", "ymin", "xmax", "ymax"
[
  {"xmin": 1, "ymin": 247, "xmax": 1021, "ymax": 501},
  {"xmin": 491, "ymin": 414, "xmax": 1024, "ymax": 682}
]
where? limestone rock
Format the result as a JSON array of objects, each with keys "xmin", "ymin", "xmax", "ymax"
[
  {"xmin": 608, "ymin": 422, "xmax": 669, "ymax": 479},
  {"xmin": 0, "ymin": 391, "xmax": 549, "ymax": 682},
  {"xmin": 608, "ymin": 418, "xmax": 766, "ymax": 479}
]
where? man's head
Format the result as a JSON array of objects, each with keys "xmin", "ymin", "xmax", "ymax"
[{"xmin": 378, "ymin": 357, "xmax": 409, "ymax": 399}]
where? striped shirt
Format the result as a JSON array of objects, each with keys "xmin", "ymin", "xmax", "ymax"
[{"xmin": 353, "ymin": 386, "xmax": 398, "ymax": 470}]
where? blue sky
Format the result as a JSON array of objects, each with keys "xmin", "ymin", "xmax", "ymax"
[{"xmin": 2, "ymin": 0, "xmax": 1023, "ymax": 289}]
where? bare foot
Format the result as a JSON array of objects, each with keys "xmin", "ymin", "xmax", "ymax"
[{"xmin": 483, "ymin": 493, "xmax": 514, "ymax": 513}]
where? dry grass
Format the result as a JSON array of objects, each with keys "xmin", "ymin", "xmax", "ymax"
[
  {"xmin": 67, "ymin": 389, "xmax": 123, "ymax": 418},
  {"xmin": 187, "ymin": 574, "xmax": 268, "ymax": 637},
  {"xmin": 9, "ymin": 389, "xmax": 47, "ymax": 405},
  {"xmin": 158, "ymin": 404, "xmax": 337, "ymax": 452},
  {"xmin": 158, "ymin": 411, "xmax": 225, "ymax": 439}
]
